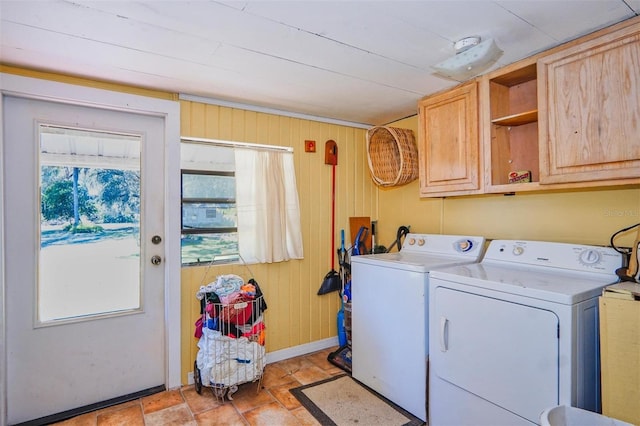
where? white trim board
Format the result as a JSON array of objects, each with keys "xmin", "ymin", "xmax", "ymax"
[
  {"xmin": 179, "ymin": 93, "xmax": 372, "ymax": 129},
  {"xmin": 266, "ymin": 337, "xmax": 339, "ymax": 364}
]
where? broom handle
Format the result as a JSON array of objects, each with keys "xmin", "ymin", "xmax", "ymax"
[{"xmin": 331, "ymin": 164, "xmax": 336, "ymax": 271}]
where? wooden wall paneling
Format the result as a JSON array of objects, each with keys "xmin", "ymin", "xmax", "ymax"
[
  {"xmin": 180, "ymin": 101, "xmax": 191, "ymax": 135},
  {"xmin": 204, "ymin": 104, "xmax": 220, "ymax": 139},
  {"xmin": 218, "ymin": 107, "xmax": 234, "ymax": 140},
  {"xmin": 339, "ymin": 126, "xmax": 350, "ymax": 240},
  {"xmin": 317, "ymin": 122, "xmax": 337, "ymax": 341},
  {"xmin": 287, "ymin": 118, "xmax": 303, "ymax": 347},
  {"xmin": 320, "ymin": 122, "xmax": 337, "ymax": 342},
  {"xmin": 297, "ymin": 119, "xmax": 313, "ymax": 344},
  {"xmin": 192, "ymin": 102, "xmax": 208, "ymax": 136},
  {"xmin": 179, "ymin": 102, "xmax": 362, "ymax": 381},
  {"xmin": 180, "ymin": 267, "xmax": 195, "ymax": 383},
  {"xmin": 305, "ymin": 121, "xmax": 322, "ymax": 342},
  {"xmin": 354, "ymin": 127, "xmax": 368, "ymax": 215},
  {"xmin": 376, "ymin": 116, "xmax": 424, "ymax": 240},
  {"xmin": 231, "ymin": 108, "xmax": 247, "ymax": 140}
]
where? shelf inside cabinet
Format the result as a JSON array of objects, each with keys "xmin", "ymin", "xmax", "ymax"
[
  {"xmin": 487, "ymin": 61, "xmax": 540, "ymax": 188},
  {"xmin": 491, "ymin": 109, "xmax": 538, "ymax": 126}
]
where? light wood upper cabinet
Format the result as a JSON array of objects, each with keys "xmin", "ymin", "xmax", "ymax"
[
  {"xmin": 538, "ymin": 20, "xmax": 640, "ymax": 185},
  {"xmin": 418, "ymin": 81, "xmax": 482, "ymax": 197},
  {"xmin": 419, "ymin": 17, "xmax": 640, "ymax": 197}
]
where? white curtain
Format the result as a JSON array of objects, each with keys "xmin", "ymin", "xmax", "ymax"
[{"xmin": 234, "ymin": 148, "xmax": 304, "ymax": 263}]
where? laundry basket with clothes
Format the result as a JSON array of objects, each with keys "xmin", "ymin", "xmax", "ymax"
[{"xmin": 193, "ymin": 274, "xmax": 267, "ymax": 401}]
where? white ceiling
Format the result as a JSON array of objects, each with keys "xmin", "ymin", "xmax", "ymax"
[{"xmin": 1, "ymin": 1, "xmax": 639, "ymax": 127}]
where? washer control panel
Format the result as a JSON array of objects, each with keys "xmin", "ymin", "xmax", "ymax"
[
  {"xmin": 401, "ymin": 233, "xmax": 485, "ymax": 257},
  {"xmin": 454, "ymin": 239, "xmax": 475, "ymax": 253},
  {"xmin": 485, "ymin": 240, "xmax": 622, "ymax": 275}
]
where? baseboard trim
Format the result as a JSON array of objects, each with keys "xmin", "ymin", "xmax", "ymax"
[{"xmin": 266, "ymin": 337, "xmax": 339, "ymax": 364}]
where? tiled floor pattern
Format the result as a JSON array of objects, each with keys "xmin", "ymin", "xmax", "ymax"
[{"xmin": 54, "ymin": 346, "xmax": 343, "ymax": 425}]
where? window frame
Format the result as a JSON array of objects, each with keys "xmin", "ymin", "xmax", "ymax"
[{"xmin": 180, "ymin": 169, "xmax": 238, "ymax": 266}]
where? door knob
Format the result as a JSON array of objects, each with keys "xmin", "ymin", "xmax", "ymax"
[{"xmin": 151, "ymin": 255, "xmax": 162, "ymax": 265}]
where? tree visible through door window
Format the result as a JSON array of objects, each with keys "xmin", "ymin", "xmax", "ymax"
[{"xmin": 39, "ymin": 125, "xmax": 142, "ymax": 323}]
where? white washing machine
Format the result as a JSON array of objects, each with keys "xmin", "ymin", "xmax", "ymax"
[
  {"xmin": 351, "ymin": 233, "xmax": 486, "ymax": 422},
  {"xmin": 428, "ymin": 240, "xmax": 623, "ymax": 426}
]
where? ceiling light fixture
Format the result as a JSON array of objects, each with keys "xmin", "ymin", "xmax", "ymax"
[{"xmin": 432, "ymin": 36, "xmax": 503, "ymax": 82}]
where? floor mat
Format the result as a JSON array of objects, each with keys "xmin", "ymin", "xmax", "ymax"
[{"xmin": 290, "ymin": 374, "xmax": 424, "ymax": 426}]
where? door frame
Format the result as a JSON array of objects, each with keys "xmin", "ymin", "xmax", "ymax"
[{"xmin": 0, "ymin": 72, "xmax": 181, "ymax": 423}]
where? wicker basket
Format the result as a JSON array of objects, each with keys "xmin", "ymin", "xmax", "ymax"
[{"xmin": 366, "ymin": 126, "xmax": 419, "ymax": 187}]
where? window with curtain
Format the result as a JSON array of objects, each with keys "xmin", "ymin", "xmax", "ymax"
[
  {"xmin": 180, "ymin": 140, "xmax": 303, "ymax": 265},
  {"xmin": 234, "ymin": 147, "xmax": 304, "ymax": 264}
]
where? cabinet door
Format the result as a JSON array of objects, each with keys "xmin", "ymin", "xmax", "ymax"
[
  {"xmin": 418, "ymin": 81, "xmax": 481, "ymax": 196},
  {"xmin": 538, "ymin": 22, "xmax": 640, "ymax": 184}
]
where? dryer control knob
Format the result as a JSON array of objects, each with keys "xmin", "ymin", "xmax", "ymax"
[
  {"xmin": 513, "ymin": 246, "xmax": 525, "ymax": 256},
  {"xmin": 418, "ymin": 239, "xmax": 425, "ymax": 246},
  {"xmin": 408, "ymin": 238, "xmax": 416, "ymax": 246}
]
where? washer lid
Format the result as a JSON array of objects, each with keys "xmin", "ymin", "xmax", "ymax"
[
  {"xmin": 350, "ymin": 233, "xmax": 486, "ymax": 273},
  {"xmin": 430, "ymin": 262, "xmax": 617, "ymax": 304},
  {"xmin": 351, "ymin": 252, "xmax": 481, "ymax": 273}
]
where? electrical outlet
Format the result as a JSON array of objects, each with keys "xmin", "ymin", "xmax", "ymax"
[{"xmin": 304, "ymin": 140, "xmax": 316, "ymax": 153}]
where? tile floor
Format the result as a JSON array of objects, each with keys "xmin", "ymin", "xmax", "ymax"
[{"xmin": 53, "ymin": 346, "xmax": 343, "ymax": 425}]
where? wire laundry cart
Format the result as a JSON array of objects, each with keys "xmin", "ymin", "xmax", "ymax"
[{"xmin": 193, "ymin": 274, "xmax": 267, "ymax": 401}]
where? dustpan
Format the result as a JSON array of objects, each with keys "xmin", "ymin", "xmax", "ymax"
[{"xmin": 318, "ymin": 270, "xmax": 341, "ymax": 295}]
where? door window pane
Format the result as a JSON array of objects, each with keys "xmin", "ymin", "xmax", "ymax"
[{"xmin": 38, "ymin": 125, "xmax": 142, "ymax": 323}]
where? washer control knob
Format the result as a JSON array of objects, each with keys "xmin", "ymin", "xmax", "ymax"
[
  {"xmin": 455, "ymin": 239, "xmax": 473, "ymax": 252},
  {"xmin": 579, "ymin": 249, "xmax": 601, "ymax": 265},
  {"xmin": 513, "ymin": 246, "xmax": 525, "ymax": 256},
  {"xmin": 417, "ymin": 238, "xmax": 425, "ymax": 246},
  {"xmin": 408, "ymin": 238, "xmax": 416, "ymax": 246}
]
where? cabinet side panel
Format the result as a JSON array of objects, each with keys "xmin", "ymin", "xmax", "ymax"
[{"xmin": 599, "ymin": 297, "xmax": 640, "ymax": 425}]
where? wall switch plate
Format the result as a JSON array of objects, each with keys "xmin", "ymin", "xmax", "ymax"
[{"xmin": 305, "ymin": 140, "xmax": 316, "ymax": 152}]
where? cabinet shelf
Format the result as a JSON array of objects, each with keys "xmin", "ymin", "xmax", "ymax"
[
  {"xmin": 486, "ymin": 59, "xmax": 539, "ymax": 188},
  {"xmin": 491, "ymin": 109, "xmax": 538, "ymax": 126}
]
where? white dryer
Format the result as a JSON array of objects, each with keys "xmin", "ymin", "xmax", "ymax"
[
  {"xmin": 351, "ymin": 233, "xmax": 486, "ymax": 422},
  {"xmin": 428, "ymin": 240, "xmax": 623, "ymax": 426}
]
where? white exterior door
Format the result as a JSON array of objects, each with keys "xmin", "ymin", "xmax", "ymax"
[{"xmin": 3, "ymin": 93, "xmax": 167, "ymax": 424}]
